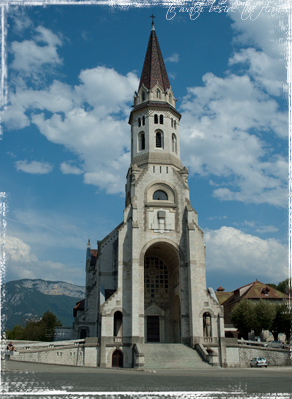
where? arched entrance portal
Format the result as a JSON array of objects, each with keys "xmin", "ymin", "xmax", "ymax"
[{"xmin": 144, "ymin": 242, "xmax": 181, "ymax": 343}]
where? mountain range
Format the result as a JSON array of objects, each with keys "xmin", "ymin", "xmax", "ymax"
[{"xmin": 2, "ymin": 279, "xmax": 85, "ymax": 331}]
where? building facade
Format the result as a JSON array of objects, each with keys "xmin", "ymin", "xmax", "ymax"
[{"xmin": 73, "ymin": 21, "xmax": 226, "ymax": 368}]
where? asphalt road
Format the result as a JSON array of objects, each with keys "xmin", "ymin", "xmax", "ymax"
[{"xmin": 1, "ymin": 360, "xmax": 292, "ymax": 398}]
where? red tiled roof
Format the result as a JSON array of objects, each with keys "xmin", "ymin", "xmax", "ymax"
[
  {"xmin": 223, "ymin": 280, "xmax": 288, "ymax": 306},
  {"xmin": 139, "ymin": 24, "xmax": 170, "ymax": 92},
  {"xmin": 243, "ymin": 281, "xmax": 288, "ymax": 299}
]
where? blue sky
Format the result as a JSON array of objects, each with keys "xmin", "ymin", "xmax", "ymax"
[{"xmin": 1, "ymin": 2, "xmax": 289, "ymax": 292}]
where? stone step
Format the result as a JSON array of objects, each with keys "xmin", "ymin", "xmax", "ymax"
[{"xmin": 140, "ymin": 343, "xmax": 212, "ymax": 369}]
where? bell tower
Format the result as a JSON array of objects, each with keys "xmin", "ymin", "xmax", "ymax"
[{"xmin": 128, "ymin": 20, "xmax": 182, "ymax": 169}]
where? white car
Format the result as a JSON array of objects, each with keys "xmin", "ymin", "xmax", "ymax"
[{"xmin": 250, "ymin": 357, "xmax": 268, "ymax": 367}]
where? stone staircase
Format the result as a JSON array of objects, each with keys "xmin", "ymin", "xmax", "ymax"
[{"xmin": 139, "ymin": 343, "xmax": 212, "ymax": 369}]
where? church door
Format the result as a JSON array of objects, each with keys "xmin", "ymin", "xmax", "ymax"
[
  {"xmin": 147, "ymin": 316, "xmax": 160, "ymax": 342},
  {"xmin": 112, "ymin": 350, "xmax": 123, "ymax": 367}
]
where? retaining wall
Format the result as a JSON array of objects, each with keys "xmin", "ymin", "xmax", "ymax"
[{"xmin": 226, "ymin": 345, "xmax": 292, "ymax": 367}]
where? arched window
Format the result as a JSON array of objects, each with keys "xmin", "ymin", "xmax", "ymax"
[
  {"xmin": 114, "ymin": 311, "xmax": 123, "ymax": 337},
  {"xmin": 156, "ymin": 132, "xmax": 162, "ymax": 148},
  {"xmin": 138, "ymin": 118, "xmax": 141, "ymax": 127},
  {"xmin": 139, "ymin": 132, "xmax": 145, "ymax": 151},
  {"xmin": 142, "ymin": 116, "xmax": 145, "ymax": 125},
  {"xmin": 80, "ymin": 328, "xmax": 88, "ymax": 339},
  {"xmin": 154, "ymin": 114, "xmax": 158, "ymax": 124},
  {"xmin": 160, "ymin": 115, "xmax": 164, "ymax": 124},
  {"xmin": 156, "ymin": 89, "xmax": 161, "ymax": 99},
  {"xmin": 142, "ymin": 91, "xmax": 145, "ymax": 101},
  {"xmin": 171, "ymin": 118, "xmax": 174, "ymax": 128},
  {"xmin": 153, "ymin": 190, "xmax": 168, "ymax": 200},
  {"xmin": 145, "ymin": 256, "xmax": 168, "ymax": 306},
  {"xmin": 172, "ymin": 133, "xmax": 177, "ymax": 153}
]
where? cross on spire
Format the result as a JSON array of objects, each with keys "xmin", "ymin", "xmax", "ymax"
[{"xmin": 150, "ymin": 14, "xmax": 155, "ymax": 24}]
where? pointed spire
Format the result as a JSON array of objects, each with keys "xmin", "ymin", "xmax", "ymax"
[{"xmin": 139, "ymin": 19, "xmax": 170, "ymax": 92}]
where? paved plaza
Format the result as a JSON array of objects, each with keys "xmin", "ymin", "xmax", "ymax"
[{"xmin": 1, "ymin": 360, "xmax": 292, "ymax": 398}]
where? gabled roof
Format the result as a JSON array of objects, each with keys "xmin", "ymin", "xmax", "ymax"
[
  {"xmin": 222, "ymin": 280, "xmax": 288, "ymax": 306},
  {"xmin": 215, "ymin": 291, "xmax": 233, "ymax": 305},
  {"xmin": 139, "ymin": 22, "xmax": 170, "ymax": 92}
]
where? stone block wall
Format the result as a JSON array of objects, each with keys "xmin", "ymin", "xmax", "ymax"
[
  {"xmin": 10, "ymin": 343, "xmax": 99, "ymax": 368},
  {"xmin": 226, "ymin": 345, "xmax": 292, "ymax": 367}
]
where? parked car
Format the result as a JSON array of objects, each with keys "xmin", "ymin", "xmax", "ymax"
[{"xmin": 250, "ymin": 357, "xmax": 268, "ymax": 367}]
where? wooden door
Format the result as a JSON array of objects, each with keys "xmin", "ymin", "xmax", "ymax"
[
  {"xmin": 112, "ymin": 350, "xmax": 123, "ymax": 367},
  {"xmin": 147, "ymin": 316, "xmax": 160, "ymax": 342}
]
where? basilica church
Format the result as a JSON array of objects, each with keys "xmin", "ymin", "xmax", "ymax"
[{"xmin": 73, "ymin": 21, "xmax": 226, "ymax": 368}]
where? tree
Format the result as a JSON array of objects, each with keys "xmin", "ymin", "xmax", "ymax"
[
  {"xmin": 6, "ymin": 325, "xmax": 25, "ymax": 340},
  {"xmin": 231, "ymin": 300, "xmax": 255, "ymax": 339},
  {"xmin": 231, "ymin": 299, "xmax": 277, "ymax": 339},
  {"xmin": 271, "ymin": 302, "xmax": 292, "ymax": 342},
  {"xmin": 5, "ymin": 311, "xmax": 62, "ymax": 342},
  {"xmin": 42, "ymin": 311, "xmax": 62, "ymax": 341},
  {"xmin": 253, "ymin": 300, "xmax": 276, "ymax": 336},
  {"xmin": 277, "ymin": 279, "xmax": 290, "ymax": 295}
]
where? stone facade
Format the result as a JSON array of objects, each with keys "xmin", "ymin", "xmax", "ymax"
[{"xmin": 73, "ymin": 22, "xmax": 226, "ymax": 368}]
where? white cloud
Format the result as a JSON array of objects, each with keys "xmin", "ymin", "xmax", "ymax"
[
  {"xmin": 229, "ymin": 48, "xmax": 286, "ymax": 96},
  {"xmin": 205, "ymin": 226, "xmax": 288, "ymax": 282},
  {"xmin": 166, "ymin": 53, "xmax": 179, "ymax": 63},
  {"xmin": 178, "ymin": 3, "xmax": 288, "ymax": 207},
  {"xmin": 255, "ymin": 225, "xmax": 279, "ymax": 234},
  {"xmin": 4, "ymin": 62, "xmax": 138, "ymax": 194},
  {"xmin": 242, "ymin": 220, "xmax": 279, "ymax": 233},
  {"xmin": 228, "ymin": 1, "xmax": 288, "ymax": 60},
  {"xmin": 15, "ymin": 160, "xmax": 53, "ymax": 174},
  {"xmin": 4, "ymin": 236, "xmax": 38, "ymax": 264},
  {"xmin": 180, "ymin": 70, "xmax": 287, "ymax": 207},
  {"xmin": 60, "ymin": 162, "xmax": 83, "ymax": 175},
  {"xmin": 3, "ymin": 236, "xmax": 82, "ymax": 283},
  {"xmin": 10, "ymin": 26, "xmax": 63, "ymax": 77},
  {"xmin": 11, "ymin": 8, "xmax": 33, "ymax": 34}
]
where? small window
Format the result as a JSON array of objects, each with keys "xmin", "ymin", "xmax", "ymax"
[
  {"xmin": 160, "ymin": 115, "xmax": 163, "ymax": 124},
  {"xmin": 156, "ymin": 89, "xmax": 161, "ymax": 99},
  {"xmin": 139, "ymin": 132, "xmax": 145, "ymax": 151},
  {"xmin": 156, "ymin": 132, "xmax": 162, "ymax": 148},
  {"xmin": 142, "ymin": 116, "xmax": 145, "ymax": 125},
  {"xmin": 171, "ymin": 118, "xmax": 173, "ymax": 128},
  {"xmin": 174, "ymin": 120, "xmax": 177, "ymax": 129},
  {"xmin": 169, "ymin": 94, "xmax": 172, "ymax": 103},
  {"xmin": 142, "ymin": 92, "xmax": 145, "ymax": 101},
  {"xmin": 138, "ymin": 118, "xmax": 141, "ymax": 127},
  {"xmin": 153, "ymin": 190, "xmax": 168, "ymax": 200},
  {"xmin": 154, "ymin": 114, "xmax": 158, "ymax": 124}
]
